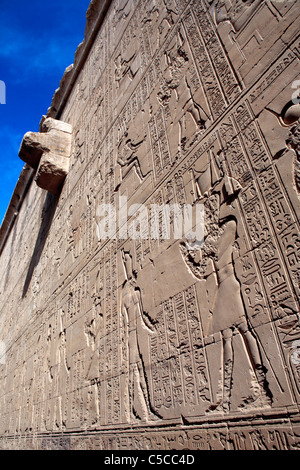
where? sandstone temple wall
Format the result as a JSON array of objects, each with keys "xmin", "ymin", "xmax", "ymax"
[{"xmin": 0, "ymin": 0, "xmax": 300, "ymax": 450}]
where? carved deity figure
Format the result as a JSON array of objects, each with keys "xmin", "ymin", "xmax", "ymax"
[
  {"xmin": 120, "ymin": 251, "xmax": 160, "ymax": 422},
  {"xmin": 181, "ymin": 153, "xmax": 272, "ymax": 412},
  {"xmin": 281, "ymin": 102, "xmax": 300, "ymax": 195},
  {"xmin": 158, "ymin": 30, "xmax": 210, "ymax": 150},
  {"xmin": 211, "ymin": 0, "xmax": 261, "ymax": 32},
  {"xmin": 286, "ymin": 122, "xmax": 300, "ymax": 194}
]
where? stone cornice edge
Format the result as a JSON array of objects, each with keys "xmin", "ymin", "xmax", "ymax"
[
  {"xmin": 0, "ymin": 0, "xmax": 112, "ymax": 255},
  {"xmin": 46, "ymin": 0, "xmax": 112, "ymax": 120}
]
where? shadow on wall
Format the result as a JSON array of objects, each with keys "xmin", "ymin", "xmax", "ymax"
[{"xmin": 22, "ymin": 191, "xmax": 59, "ymax": 298}]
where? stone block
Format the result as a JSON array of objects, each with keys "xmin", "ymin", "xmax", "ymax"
[{"xmin": 19, "ymin": 117, "xmax": 72, "ymax": 194}]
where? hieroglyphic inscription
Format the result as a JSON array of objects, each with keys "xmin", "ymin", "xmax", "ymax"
[
  {"xmin": 219, "ymin": 106, "xmax": 299, "ymax": 321},
  {"xmin": 233, "ymin": 102, "xmax": 299, "ymax": 308},
  {"xmin": 1, "ymin": 0, "xmax": 300, "ymax": 451},
  {"xmin": 150, "ymin": 285, "xmax": 210, "ymax": 416}
]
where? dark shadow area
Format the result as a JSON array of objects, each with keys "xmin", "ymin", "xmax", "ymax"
[{"xmin": 22, "ymin": 191, "xmax": 59, "ymax": 298}]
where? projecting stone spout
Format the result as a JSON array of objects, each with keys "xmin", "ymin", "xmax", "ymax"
[{"xmin": 19, "ymin": 117, "xmax": 73, "ymax": 195}]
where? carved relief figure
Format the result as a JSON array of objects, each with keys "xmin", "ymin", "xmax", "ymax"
[
  {"xmin": 117, "ymin": 133, "xmax": 148, "ymax": 181},
  {"xmin": 112, "ymin": 0, "xmax": 131, "ymax": 29},
  {"xmin": 115, "ymin": 131, "xmax": 150, "ymax": 191},
  {"xmin": 120, "ymin": 251, "xmax": 160, "ymax": 422},
  {"xmin": 57, "ymin": 309, "xmax": 70, "ymax": 428},
  {"xmin": 281, "ymin": 102, "xmax": 300, "ymax": 195},
  {"xmin": 211, "ymin": 0, "xmax": 261, "ymax": 32},
  {"xmin": 286, "ymin": 122, "xmax": 300, "ymax": 194},
  {"xmin": 114, "ymin": 52, "xmax": 138, "ymax": 89},
  {"xmin": 158, "ymin": 0, "xmax": 178, "ymax": 44},
  {"xmin": 158, "ymin": 30, "xmax": 210, "ymax": 151},
  {"xmin": 181, "ymin": 153, "xmax": 272, "ymax": 412}
]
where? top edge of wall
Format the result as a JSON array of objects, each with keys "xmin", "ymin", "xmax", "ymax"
[{"xmin": 0, "ymin": 0, "xmax": 112, "ymax": 256}]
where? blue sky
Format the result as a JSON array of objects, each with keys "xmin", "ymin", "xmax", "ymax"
[{"xmin": 0, "ymin": 0, "xmax": 91, "ymax": 224}]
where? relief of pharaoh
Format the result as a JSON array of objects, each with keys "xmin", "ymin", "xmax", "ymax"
[
  {"xmin": 158, "ymin": 30, "xmax": 210, "ymax": 153},
  {"xmin": 180, "ymin": 151, "xmax": 273, "ymax": 412}
]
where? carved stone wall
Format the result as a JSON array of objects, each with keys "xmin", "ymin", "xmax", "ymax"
[{"xmin": 0, "ymin": 0, "xmax": 300, "ymax": 450}]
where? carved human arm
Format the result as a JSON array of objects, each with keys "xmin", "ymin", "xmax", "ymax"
[{"xmin": 135, "ymin": 288, "xmax": 156, "ymax": 333}]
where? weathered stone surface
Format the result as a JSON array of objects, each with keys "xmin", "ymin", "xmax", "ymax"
[
  {"xmin": 19, "ymin": 117, "xmax": 72, "ymax": 194},
  {"xmin": 0, "ymin": 0, "xmax": 300, "ymax": 451},
  {"xmin": 35, "ymin": 153, "xmax": 70, "ymax": 195}
]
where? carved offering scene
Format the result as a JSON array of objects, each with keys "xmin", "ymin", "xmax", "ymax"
[{"xmin": 0, "ymin": 0, "xmax": 299, "ymax": 451}]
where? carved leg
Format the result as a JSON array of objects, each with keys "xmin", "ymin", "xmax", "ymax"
[
  {"xmin": 129, "ymin": 362, "xmax": 136, "ymax": 421},
  {"xmin": 136, "ymin": 358, "xmax": 161, "ymax": 421},
  {"xmin": 132, "ymin": 363, "xmax": 148, "ymax": 421},
  {"xmin": 222, "ymin": 328, "xmax": 234, "ymax": 412},
  {"xmin": 186, "ymin": 101, "xmax": 207, "ymax": 130},
  {"xmin": 206, "ymin": 328, "xmax": 233, "ymax": 413},
  {"xmin": 178, "ymin": 117, "xmax": 186, "ymax": 151},
  {"xmin": 238, "ymin": 321, "xmax": 273, "ymax": 405}
]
